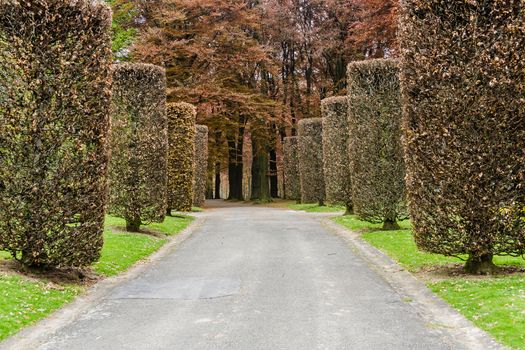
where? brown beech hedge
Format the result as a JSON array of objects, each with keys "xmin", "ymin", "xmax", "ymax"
[
  {"xmin": 400, "ymin": 1, "xmax": 525, "ymax": 274},
  {"xmin": 347, "ymin": 59, "xmax": 407, "ymax": 229},
  {"xmin": 109, "ymin": 63, "xmax": 168, "ymax": 232},
  {"xmin": 193, "ymin": 125, "xmax": 209, "ymax": 208},
  {"xmin": 283, "ymin": 136, "xmax": 301, "ymax": 201},
  {"xmin": 321, "ymin": 96, "xmax": 353, "ymax": 214},
  {"xmin": 298, "ymin": 119, "xmax": 325, "ymax": 205},
  {"xmin": 167, "ymin": 103, "xmax": 196, "ymax": 212},
  {"xmin": 0, "ymin": 0, "xmax": 112, "ymax": 267}
]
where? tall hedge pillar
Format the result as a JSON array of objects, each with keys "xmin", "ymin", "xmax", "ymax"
[
  {"xmin": 167, "ymin": 103, "xmax": 196, "ymax": 213},
  {"xmin": 109, "ymin": 63, "xmax": 168, "ymax": 232},
  {"xmin": 0, "ymin": 0, "xmax": 112, "ymax": 267},
  {"xmin": 298, "ymin": 119, "xmax": 325, "ymax": 205},
  {"xmin": 400, "ymin": 1, "xmax": 525, "ymax": 274},
  {"xmin": 283, "ymin": 136, "xmax": 301, "ymax": 201},
  {"xmin": 193, "ymin": 125, "xmax": 209, "ymax": 208},
  {"xmin": 347, "ymin": 59, "xmax": 407, "ymax": 230},
  {"xmin": 321, "ymin": 96, "xmax": 353, "ymax": 214}
]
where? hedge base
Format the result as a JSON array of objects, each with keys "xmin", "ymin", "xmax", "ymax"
[{"xmin": 465, "ymin": 254, "xmax": 498, "ymax": 275}]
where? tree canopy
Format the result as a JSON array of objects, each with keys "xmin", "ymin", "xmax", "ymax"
[{"xmin": 107, "ymin": 0, "xmax": 398, "ymax": 199}]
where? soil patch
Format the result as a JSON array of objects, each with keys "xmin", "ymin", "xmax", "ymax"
[
  {"xmin": 108, "ymin": 225, "xmax": 166, "ymax": 238},
  {"xmin": 0, "ymin": 258, "xmax": 99, "ymax": 286},
  {"xmin": 416, "ymin": 263, "xmax": 525, "ymax": 282}
]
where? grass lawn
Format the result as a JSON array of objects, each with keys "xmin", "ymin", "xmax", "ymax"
[
  {"xmin": 333, "ymin": 215, "xmax": 525, "ymax": 349},
  {"xmin": 94, "ymin": 214, "xmax": 194, "ymax": 276},
  {"xmin": 104, "ymin": 214, "xmax": 194, "ymax": 237},
  {"xmin": 0, "ymin": 214, "xmax": 194, "ymax": 342},
  {"xmin": 0, "ymin": 275, "xmax": 82, "ymax": 342},
  {"xmin": 288, "ymin": 203, "xmax": 346, "ymax": 213}
]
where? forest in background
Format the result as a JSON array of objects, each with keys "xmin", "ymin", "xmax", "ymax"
[{"xmin": 107, "ymin": 0, "xmax": 397, "ymax": 201}]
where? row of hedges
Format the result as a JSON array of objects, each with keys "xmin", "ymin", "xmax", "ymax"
[
  {"xmin": 289, "ymin": 2, "xmax": 525, "ymax": 273},
  {"xmin": 289, "ymin": 61, "xmax": 406, "ymax": 230},
  {"xmin": 0, "ymin": 1, "xmax": 204, "ymax": 268},
  {"xmin": 110, "ymin": 70, "xmax": 200, "ymax": 230}
]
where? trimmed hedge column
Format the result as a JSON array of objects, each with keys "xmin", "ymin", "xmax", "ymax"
[
  {"xmin": 283, "ymin": 136, "xmax": 301, "ymax": 201},
  {"xmin": 193, "ymin": 125, "xmax": 209, "ymax": 208},
  {"xmin": 321, "ymin": 96, "xmax": 353, "ymax": 214},
  {"xmin": 0, "ymin": 0, "xmax": 112, "ymax": 267},
  {"xmin": 167, "ymin": 103, "xmax": 196, "ymax": 213},
  {"xmin": 347, "ymin": 59, "xmax": 407, "ymax": 230},
  {"xmin": 109, "ymin": 63, "xmax": 168, "ymax": 232},
  {"xmin": 400, "ymin": 1, "xmax": 525, "ymax": 274},
  {"xmin": 298, "ymin": 119, "xmax": 325, "ymax": 205}
]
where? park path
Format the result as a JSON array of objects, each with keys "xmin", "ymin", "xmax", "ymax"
[{"xmin": 36, "ymin": 201, "xmax": 459, "ymax": 350}]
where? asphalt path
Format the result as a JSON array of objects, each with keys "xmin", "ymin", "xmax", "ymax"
[{"xmin": 35, "ymin": 200, "xmax": 459, "ymax": 350}]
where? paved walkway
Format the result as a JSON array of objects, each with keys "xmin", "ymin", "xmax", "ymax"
[{"xmin": 37, "ymin": 201, "xmax": 460, "ymax": 349}]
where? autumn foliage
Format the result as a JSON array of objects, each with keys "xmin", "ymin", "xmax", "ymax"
[
  {"xmin": 0, "ymin": 0, "xmax": 112, "ymax": 267},
  {"xmin": 127, "ymin": 0, "xmax": 399, "ymax": 200},
  {"xmin": 351, "ymin": 0, "xmax": 399, "ymax": 57}
]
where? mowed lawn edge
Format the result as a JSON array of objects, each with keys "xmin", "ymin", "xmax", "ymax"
[
  {"xmin": 287, "ymin": 203, "xmax": 346, "ymax": 213},
  {"xmin": 0, "ymin": 214, "xmax": 195, "ymax": 342},
  {"xmin": 332, "ymin": 214, "xmax": 525, "ymax": 350}
]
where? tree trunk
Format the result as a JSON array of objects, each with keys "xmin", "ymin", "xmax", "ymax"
[
  {"xmin": 205, "ymin": 173, "xmax": 214, "ymax": 199},
  {"xmin": 251, "ymin": 146, "xmax": 261, "ymax": 200},
  {"xmin": 344, "ymin": 203, "xmax": 354, "ymax": 216},
  {"xmin": 269, "ymin": 149, "xmax": 279, "ymax": 198},
  {"xmin": 251, "ymin": 148, "xmax": 271, "ymax": 202},
  {"xmin": 227, "ymin": 119, "xmax": 245, "ymax": 201},
  {"xmin": 465, "ymin": 253, "xmax": 498, "ymax": 275},
  {"xmin": 214, "ymin": 163, "xmax": 221, "ymax": 199},
  {"xmin": 228, "ymin": 162, "xmax": 243, "ymax": 200},
  {"xmin": 126, "ymin": 217, "xmax": 141, "ymax": 232},
  {"xmin": 382, "ymin": 218, "xmax": 400, "ymax": 230}
]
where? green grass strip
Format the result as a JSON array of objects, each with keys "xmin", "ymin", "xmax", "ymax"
[
  {"xmin": 288, "ymin": 203, "xmax": 346, "ymax": 213},
  {"xmin": 430, "ymin": 277, "xmax": 525, "ymax": 349},
  {"xmin": 0, "ymin": 275, "xmax": 81, "ymax": 341},
  {"xmin": 93, "ymin": 232, "xmax": 166, "ymax": 277}
]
